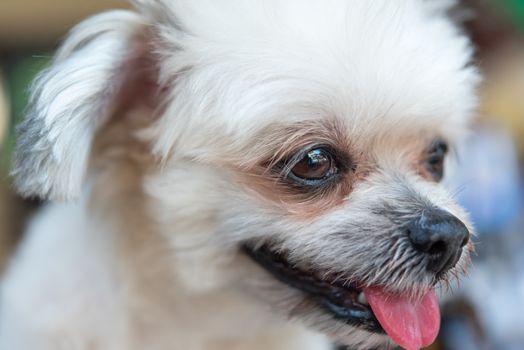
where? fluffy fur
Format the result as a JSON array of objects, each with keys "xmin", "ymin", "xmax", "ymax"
[{"xmin": 1, "ymin": 1, "xmax": 479, "ymax": 349}]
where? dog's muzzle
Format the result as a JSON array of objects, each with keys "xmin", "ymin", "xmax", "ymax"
[{"xmin": 243, "ymin": 208, "xmax": 470, "ymax": 349}]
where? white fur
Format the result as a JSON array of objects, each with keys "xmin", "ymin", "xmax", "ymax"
[{"xmin": 2, "ymin": 1, "xmax": 479, "ymax": 349}]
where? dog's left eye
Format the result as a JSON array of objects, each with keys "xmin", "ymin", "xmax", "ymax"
[
  {"xmin": 288, "ymin": 148, "xmax": 339, "ymax": 185},
  {"xmin": 425, "ymin": 140, "xmax": 448, "ymax": 181}
]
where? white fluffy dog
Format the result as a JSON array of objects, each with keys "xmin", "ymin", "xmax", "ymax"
[{"xmin": 0, "ymin": 1, "xmax": 479, "ymax": 349}]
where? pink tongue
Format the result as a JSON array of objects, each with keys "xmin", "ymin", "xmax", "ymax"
[{"xmin": 363, "ymin": 287, "xmax": 440, "ymax": 350}]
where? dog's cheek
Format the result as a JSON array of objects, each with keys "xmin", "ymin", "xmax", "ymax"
[
  {"xmin": 143, "ymin": 164, "xmax": 258, "ymax": 293},
  {"xmin": 171, "ymin": 245, "xmax": 238, "ymax": 293}
]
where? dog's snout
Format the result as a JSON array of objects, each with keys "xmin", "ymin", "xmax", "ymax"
[{"xmin": 407, "ymin": 209, "xmax": 469, "ymax": 275}]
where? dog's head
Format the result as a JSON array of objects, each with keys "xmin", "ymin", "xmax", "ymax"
[{"xmin": 12, "ymin": 1, "xmax": 479, "ymax": 349}]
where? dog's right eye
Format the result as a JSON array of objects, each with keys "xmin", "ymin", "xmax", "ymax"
[
  {"xmin": 425, "ymin": 140, "xmax": 448, "ymax": 182},
  {"xmin": 288, "ymin": 147, "xmax": 339, "ymax": 185}
]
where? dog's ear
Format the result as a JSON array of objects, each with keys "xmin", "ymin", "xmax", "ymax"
[{"xmin": 12, "ymin": 10, "xmax": 155, "ymax": 200}]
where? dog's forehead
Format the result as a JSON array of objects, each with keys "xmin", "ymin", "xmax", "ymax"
[{"xmin": 150, "ymin": 0, "xmax": 479, "ymax": 156}]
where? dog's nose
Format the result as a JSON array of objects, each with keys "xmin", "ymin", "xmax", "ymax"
[{"xmin": 407, "ymin": 209, "xmax": 469, "ymax": 275}]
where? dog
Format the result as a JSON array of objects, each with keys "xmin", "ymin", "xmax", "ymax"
[{"xmin": 0, "ymin": 1, "xmax": 479, "ymax": 349}]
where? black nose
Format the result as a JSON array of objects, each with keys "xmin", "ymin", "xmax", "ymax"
[{"xmin": 407, "ymin": 209, "xmax": 469, "ymax": 275}]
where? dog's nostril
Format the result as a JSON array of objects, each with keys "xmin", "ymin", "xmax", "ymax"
[
  {"xmin": 407, "ymin": 209, "xmax": 470, "ymax": 274},
  {"xmin": 426, "ymin": 240, "xmax": 447, "ymax": 255}
]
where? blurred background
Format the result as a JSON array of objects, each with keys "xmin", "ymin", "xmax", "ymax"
[{"xmin": 0, "ymin": 1, "xmax": 523, "ymax": 349}]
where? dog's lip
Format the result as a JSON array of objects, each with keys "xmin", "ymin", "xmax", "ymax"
[{"xmin": 243, "ymin": 244, "xmax": 385, "ymax": 334}]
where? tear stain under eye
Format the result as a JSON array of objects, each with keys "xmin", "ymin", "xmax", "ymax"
[{"xmin": 232, "ymin": 159, "xmax": 380, "ymax": 221}]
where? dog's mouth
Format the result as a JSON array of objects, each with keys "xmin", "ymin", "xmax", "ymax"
[
  {"xmin": 244, "ymin": 244, "xmax": 441, "ymax": 350},
  {"xmin": 243, "ymin": 244, "xmax": 383, "ymax": 333}
]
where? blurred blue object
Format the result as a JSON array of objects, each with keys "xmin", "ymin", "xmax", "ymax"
[
  {"xmin": 440, "ymin": 316, "xmax": 487, "ymax": 350},
  {"xmin": 447, "ymin": 122, "xmax": 522, "ymax": 234}
]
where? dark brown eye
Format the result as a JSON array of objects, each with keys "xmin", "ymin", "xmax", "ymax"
[
  {"xmin": 425, "ymin": 141, "xmax": 448, "ymax": 181},
  {"xmin": 289, "ymin": 148, "xmax": 338, "ymax": 184}
]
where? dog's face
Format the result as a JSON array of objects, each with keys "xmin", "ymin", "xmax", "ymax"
[{"xmin": 13, "ymin": 1, "xmax": 479, "ymax": 349}]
